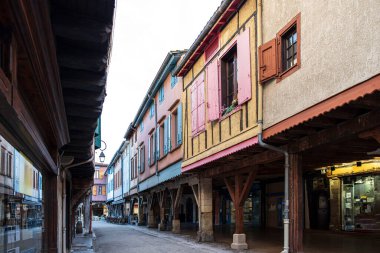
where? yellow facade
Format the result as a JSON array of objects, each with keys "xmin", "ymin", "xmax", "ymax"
[{"xmin": 182, "ymin": 0, "xmax": 258, "ymax": 168}]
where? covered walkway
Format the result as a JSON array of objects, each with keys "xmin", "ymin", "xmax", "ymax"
[{"xmin": 178, "ymin": 224, "xmax": 380, "ymax": 253}]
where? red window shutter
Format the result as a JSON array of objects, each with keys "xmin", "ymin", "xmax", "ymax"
[
  {"xmin": 259, "ymin": 38, "xmax": 277, "ymax": 82},
  {"xmin": 197, "ymin": 78, "xmax": 205, "ymax": 131},
  {"xmin": 191, "ymin": 84, "xmax": 198, "ymax": 135},
  {"xmin": 237, "ymin": 28, "xmax": 252, "ymax": 104},
  {"xmin": 206, "ymin": 59, "xmax": 220, "ymax": 121}
]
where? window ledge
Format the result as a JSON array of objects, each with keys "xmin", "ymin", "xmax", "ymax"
[
  {"xmin": 219, "ymin": 105, "xmax": 242, "ymax": 122},
  {"xmin": 276, "ymin": 64, "xmax": 300, "ymax": 83},
  {"xmin": 170, "ymin": 144, "xmax": 181, "ymax": 153},
  {"xmin": 192, "ymin": 129, "xmax": 206, "ymax": 138}
]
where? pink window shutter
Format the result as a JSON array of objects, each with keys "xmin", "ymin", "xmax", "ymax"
[
  {"xmin": 237, "ymin": 27, "xmax": 252, "ymax": 104},
  {"xmin": 191, "ymin": 84, "xmax": 198, "ymax": 135},
  {"xmin": 197, "ymin": 78, "xmax": 206, "ymax": 131},
  {"xmin": 206, "ymin": 59, "xmax": 220, "ymax": 121}
]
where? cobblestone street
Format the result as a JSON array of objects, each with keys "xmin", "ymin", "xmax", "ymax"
[{"xmin": 92, "ymin": 221, "xmax": 233, "ymax": 253}]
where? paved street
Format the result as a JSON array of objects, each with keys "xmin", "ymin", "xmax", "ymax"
[{"xmin": 92, "ymin": 221, "xmax": 233, "ymax": 253}]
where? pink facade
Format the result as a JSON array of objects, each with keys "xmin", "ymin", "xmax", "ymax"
[{"xmin": 92, "ymin": 163, "xmax": 107, "ymax": 202}]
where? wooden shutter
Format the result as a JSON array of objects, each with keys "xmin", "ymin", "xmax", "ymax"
[
  {"xmin": 167, "ymin": 114, "xmax": 171, "ymax": 151},
  {"xmin": 163, "ymin": 119, "xmax": 168, "ymax": 155},
  {"xmin": 93, "ymin": 186, "xmax": 97, "ymax": 196},
  {"xmin": 156, "ymin": 126, "xmax": 160, "ymax": 159},
  {"xmin": 197, "ymin": 76, "xmax": 205, "ymax": 131},
  {"xmin": 147, "ymin": 136, "xmax": 151, "ymax": 165},
  {"xmin": 259, "ymin": 38, "xmax": 277, "ymax": 82},
  {"xmin": 237, "ymin": 28, "xmax": 252, "ymax": 104},
  {"xmin": 177, "ymin": 103, "xmax": 182, "ymax": 145},
  {"xmin": 191, "ymin": 84, "xmax": 198, "ymax": 135},
  {"xmin": 102, "ymin": 186, "xmax": 106, "ymax": 195},
  {"xmin": 206, "ymin": 59, "xmax": 220, "ymax": 121}
]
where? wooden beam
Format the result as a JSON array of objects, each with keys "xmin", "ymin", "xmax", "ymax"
[
  {"xmin": 174, "ymin": 185, "xmax": 183, "ymax": 208},
  {"xmin": 238, "ymin": 169, "xmax": 258, "ymax": 206},
  {"xmin": 359, "ymin": 127, "xmax": 380, "ymax": 143},
  {"xmin": 223, "ymin": 177, "xmax": 235, "ymax": 204},
  {"xmin": 191, "ymin": 184, "xmax": 199, "ymax": 206}
]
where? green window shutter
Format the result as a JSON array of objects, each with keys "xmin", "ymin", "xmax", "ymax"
[
  {"xmin": 167, "ymin": 115, "xmax": 171, "ymax": 151},
  {"xmin": 163, "ymin": 119, "xmax": 168, "ymax": 155}
]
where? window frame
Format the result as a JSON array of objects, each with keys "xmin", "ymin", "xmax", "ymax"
[
  {"xmin": 149, "ymin": 131, "xmax": 156, "ymax": 166},
  {"xmin": 220, "ymin": 44, "xmax": 238, "ymax": 112},
  {"xmin": 276, "ymin": 13, "xmax": 301, "ymax": 82},
  {"xmin": 170, "ymin": 108, "xmax": 178, "ymax": 149},
  {"xmin": 139, "ymin": 144, "xmax": 145, "ymax": 173}
]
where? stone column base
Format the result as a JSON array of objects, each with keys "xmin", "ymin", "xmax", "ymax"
[
  {"xmin": 172, "ymin": 219, "xmax": 180, "ymax": 233},
  {"xmin": 231, "ymin": 233, "xmax": 248, "ymax": 250},
  {"xmin": 158, "ymin": 222, "xmax": 165, "ymax": 231},
  {"xmin": 197, "ymin": 230, "xmax": 214, "ymax": 242}
]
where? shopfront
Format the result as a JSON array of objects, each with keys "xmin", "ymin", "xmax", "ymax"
[
  {"xmin": 329, "ymin": 160, "xmax": 380, "ymax": 232},
  {"xmin": 1, "ymin": 136, "xmax": 43, "ymax": 253}
]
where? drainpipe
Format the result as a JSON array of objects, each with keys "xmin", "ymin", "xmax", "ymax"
[{"xmin": 256, "ymin": 1, "xmax": 289, "ymax": 252}]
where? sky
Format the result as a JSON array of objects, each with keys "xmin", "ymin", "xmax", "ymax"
[{"xmin": 96, "ymin": 0, "xmax": 223, "ymax": 164}]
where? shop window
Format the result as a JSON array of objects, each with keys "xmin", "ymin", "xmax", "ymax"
[{"xmin": 259, "ymin": 13, "xmax": 301, "ymax": 82}]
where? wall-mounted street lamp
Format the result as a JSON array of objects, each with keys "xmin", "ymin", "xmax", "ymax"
[{"xmin": 99, "ymin": 140, "xmax": 107, "ymax": 163}]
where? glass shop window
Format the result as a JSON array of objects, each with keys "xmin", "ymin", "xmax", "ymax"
[{"xmin": 1, "ymin": 135, "xmax": 44, "ymax": 253}]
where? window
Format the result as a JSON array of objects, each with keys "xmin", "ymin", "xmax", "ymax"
[
  {"xmin": 159, "ymin": 86, "xmax": 164, "ymax": 103},
  {"xmin": 0, "ymin": 146, "xmax": 6, "ymax": 175},
  {"xmin": 159, "ymin": 123, "xmax": 165, "ymax": 157},
  {"xmin": 149, "ymin": 104, "xmax": 155, "ymax": 119},
  {"xmin": 140, "ymin": 122, "xmax": 144, "ymax": 132},
  {"xmin": 170, "ymin": 103, "xmax": 183, "ymax": 148},
  {"xmin": 139, "ymin": 145, "xmax": 145, "ymax": 173},
  {"xmin": 94, "ymin": 170, "xmax": 100, "ymax": 179},
  {"xmin": 0, "ymin": 146, "xmax": 12, "ymax": 177},
  {"xmin": 98, "ymin": 186, "xmax": 103, "ymax": 195},
  {"xmin": 206, "ymin": 28, "xmax": 251, "ymax": 121},
  {"xmin": 281, "ymin": 25, "xmax": 297, "ymax": 72},
  {"xmin": 221, "ymin": 45, "xmax": 238, "ymax": 111},
  {"xmin": 170, "ymin": 75, "xmax": 178, "ymax": 88},
  {"xmin": 259, "ymin": 13, "xmax": 301, "ymax": 82},
  {"xmin": 148, "ymin": 131, "xmax": 156, "ymax": 165},
  {"xmin": 102, "ymin": 185, "xmax": 106, "ymax": 195},
  {"xmin": 93, "ymin": 186, "xmax": 97, "ymax": 196},
  {"xmin": 134, "ymin": 132, "xmax": 137, "ymax": 143},
  {"xmin": 191, "ymin": 74, "xmax": 205, "ymax": 135}
]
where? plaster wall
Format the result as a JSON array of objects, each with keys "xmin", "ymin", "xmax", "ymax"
[{"xmin": 262, "ymin": 0, "xmax": 380, "ymax": 129}]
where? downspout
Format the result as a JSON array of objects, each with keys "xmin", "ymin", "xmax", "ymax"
[{"xmin": 256, "ymin": 1, "xmax": 289, "ymax": 253}]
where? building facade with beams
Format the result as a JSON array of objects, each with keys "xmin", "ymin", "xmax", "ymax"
[
  {"xmin": 121, "ymin": 50, "xmax": 204, "ymax": 232},
  {"xmin": 92, "ymin": 163, "xmax": 108, "ymax": 217},
  {"xmin": 0, "ymin": 0, "xmax": 115, "ymax": 252}
]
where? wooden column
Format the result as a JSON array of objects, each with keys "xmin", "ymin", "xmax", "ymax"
[
  {"xmin": 289, "ymin": 153, "xmax": 304, "ymax": 253},
  {"xmin": 224, "ymin": 169, "xmax": 257, "ymax": 234},
  {"xmin": 43, "ymin": 174, "xmax": 58, "ymax": 253},
  {"xmin": 172, "ymin": 185, "xmax": 183, "ymax": 233}
]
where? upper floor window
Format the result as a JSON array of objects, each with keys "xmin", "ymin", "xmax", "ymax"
[
  {"xmin": 281, "ymin": 25, "xmax": 297, "ymax": 72},
  {"xmin": 206, "ymin": 27, "xmax": 252, "ymax": 122},
  {"xmin": 94, "ymin": 170, "xmax": 100, "ymax": 179},
  {"xmin": 138, "ymin": 144, "xmax": 145, "ymax": 173},
  {"xmin": 159, "ymin": 86, "xmax": 164, "ymax": 103},
  {"xmin": 148, "ymin": 131, "xmax": 156, "ymax": 166},
  {"xmin": 149, "ymin": 104, "xmax": 155, "ymax": 119},
  {"xmin": 170, "ymin": 103, "xmax": 182, "ymax": 148},
  {"xmin": 191, "ymin": 74, "xmax": 205, "ymax": 135},
  {"xmin": 98, "ymin": 186, "xmax": 103, "ymax": 195},
  {"xmin": 259, "ymin": 13, "xmax": 301, "ymax": 82},
  {"xmin": 221, "ymin": 45, "xmax": 238, "ymax": 112},
  {"xmin": 140, "ymin": 122, "xmax": 144, "ymax": 132},
  {"xmin": 170, "ymin": 75, "xmax": 178, "ymax": 88},
  {"xmin": 0, "ymin": 146, "xmax": 12, "ymax": 178}
]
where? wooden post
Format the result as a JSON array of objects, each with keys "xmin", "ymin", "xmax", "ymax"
[
  {"xmin": 289, "ymin": 153, "xmax": 304, "ymax": 253},
  {"xmin": 43, "ymin": 174, "xmax": 58, "ymax": 253}
]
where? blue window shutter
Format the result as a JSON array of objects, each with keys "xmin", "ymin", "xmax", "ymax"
[
  {"xmin": 171, "ymin": 76, "xmax": 177, "ymax": 88},
  {"xmin": 167, "ymin": 115, "xmax": 171, "ymax": 151},
  {"xmin": 156, "ymin": 126, "xmax": 160, "ymax": 159},
  {"xmin": 163, "ymin": 119, "xmax": 168, "ymax": 155},
  {"xmin": 177, "ymin": 103, "xmax": 182, "ymax": 145}
]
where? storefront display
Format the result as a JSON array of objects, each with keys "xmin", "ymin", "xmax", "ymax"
[{"xmin": 342, "ymin": 175, "xmax": 380, "ymax": 231}]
